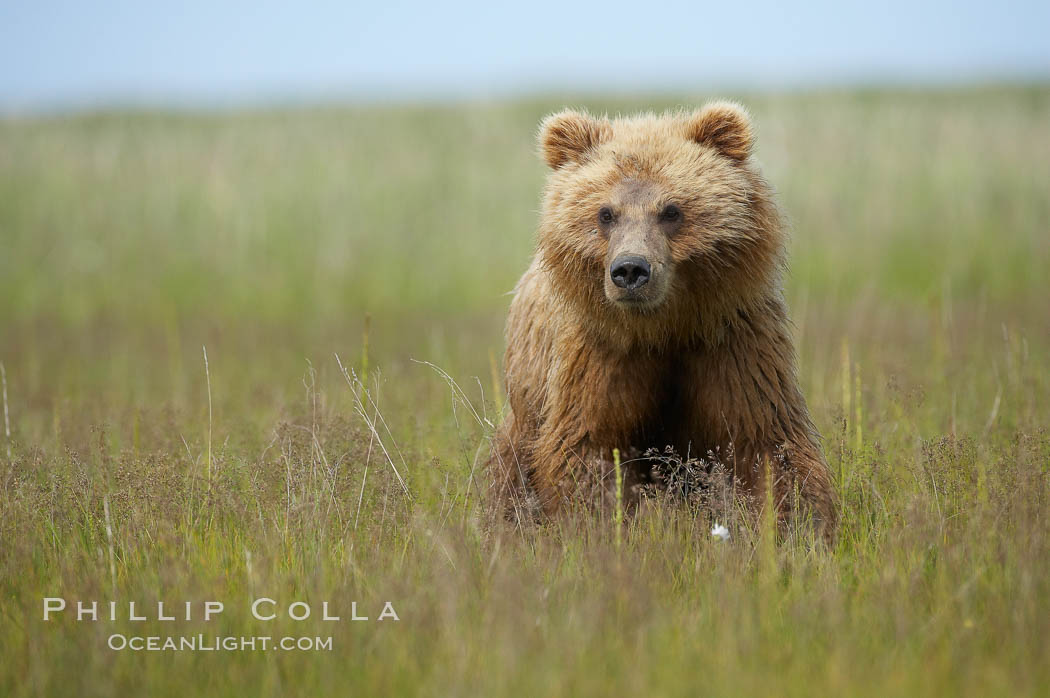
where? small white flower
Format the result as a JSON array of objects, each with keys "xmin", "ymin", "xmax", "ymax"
[{"xmin": 710, "ymin": 523, "xmax": 730, "ymax": 542}]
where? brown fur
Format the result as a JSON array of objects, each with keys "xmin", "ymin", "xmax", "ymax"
[{"xmin": 490, "ymin": 102, "xmax": 837, "ymax": 540}]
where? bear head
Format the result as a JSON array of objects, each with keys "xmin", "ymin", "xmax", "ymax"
[{"xmin": 536, "ymin": 102, "xmax": 785, "ymax": 350}]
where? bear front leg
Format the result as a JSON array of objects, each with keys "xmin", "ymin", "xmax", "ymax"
[
  {"xmin": 529, "ymin": 418, "xmax": 592, "ymax": 514},
  {"xmin": 745, "ymin": 438, "xmax": 838, "ymax": 543},
  {"xmin": 685, "ymin": 301, "xmax": 838, "ymax": 541},
  {"xmin": 488, "ymin": 411, "xmax": 533, "ymax": 510},
  {"xmin": 488, "ymin": 400, "xmax": 595, "ymax": 517}
]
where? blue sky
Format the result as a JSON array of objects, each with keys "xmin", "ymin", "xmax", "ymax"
[{"xmin": 1, "ymin": 0, "xmax": 1048, "ymax": 108}]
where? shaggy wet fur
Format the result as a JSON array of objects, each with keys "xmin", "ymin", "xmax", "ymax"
[{"xmin": 490, "ymin": 102, "xmax": 837, "ymax": 539}]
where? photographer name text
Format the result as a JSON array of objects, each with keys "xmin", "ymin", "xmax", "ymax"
[{"xmin": 42, "ymin": 597, "xmax": 399, "ymax": 622}]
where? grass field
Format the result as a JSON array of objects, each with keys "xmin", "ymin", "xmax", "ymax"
[{"xmin": 1, "ymin": 86, "xmax": 1049, "ymax": 696}]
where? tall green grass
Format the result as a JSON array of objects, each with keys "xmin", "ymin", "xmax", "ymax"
[{"xmin": 1, "ymin": 87, "xmax": 1048, "ymax": 696}]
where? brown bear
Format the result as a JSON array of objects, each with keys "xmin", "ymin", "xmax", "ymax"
[{"xmin": 490, "ymin": 102, "xmax": 837, "ymax": 539}]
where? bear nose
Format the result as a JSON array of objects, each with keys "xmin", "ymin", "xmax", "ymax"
[{"xmin": 610, "ymin": 255, "xmax": 651, "ymax": 290}]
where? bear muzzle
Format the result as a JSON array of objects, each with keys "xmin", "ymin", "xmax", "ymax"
[{"xmin": 605, "ymin": 254, "xmax": 669, "ymax": 309}]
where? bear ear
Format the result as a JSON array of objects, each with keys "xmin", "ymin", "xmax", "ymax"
[
  {"xmin": 685, "ymin": 101, "xmax": 753, "ymax": 161},
  {"xmin": 538, "ymin": 109, "xmax": 611, "ymax": 169}
]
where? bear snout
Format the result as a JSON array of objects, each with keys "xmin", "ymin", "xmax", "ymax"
[{"xmin": 609, "ymin": 254, "xmax": 651, "ymax": 291}]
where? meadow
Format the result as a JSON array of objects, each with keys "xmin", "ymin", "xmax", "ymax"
[{"xmin": 0, "ymin": 86, "xmax": 1048, "ymax": 696}]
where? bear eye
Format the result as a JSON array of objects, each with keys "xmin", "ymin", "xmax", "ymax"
[
  {"xmin": 598, "ymin": 207, "xmax": 614, "ymax": 225},
  {"xmin": 659, "ymin": 204, "xmax": 682, "ymax": 222}
]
